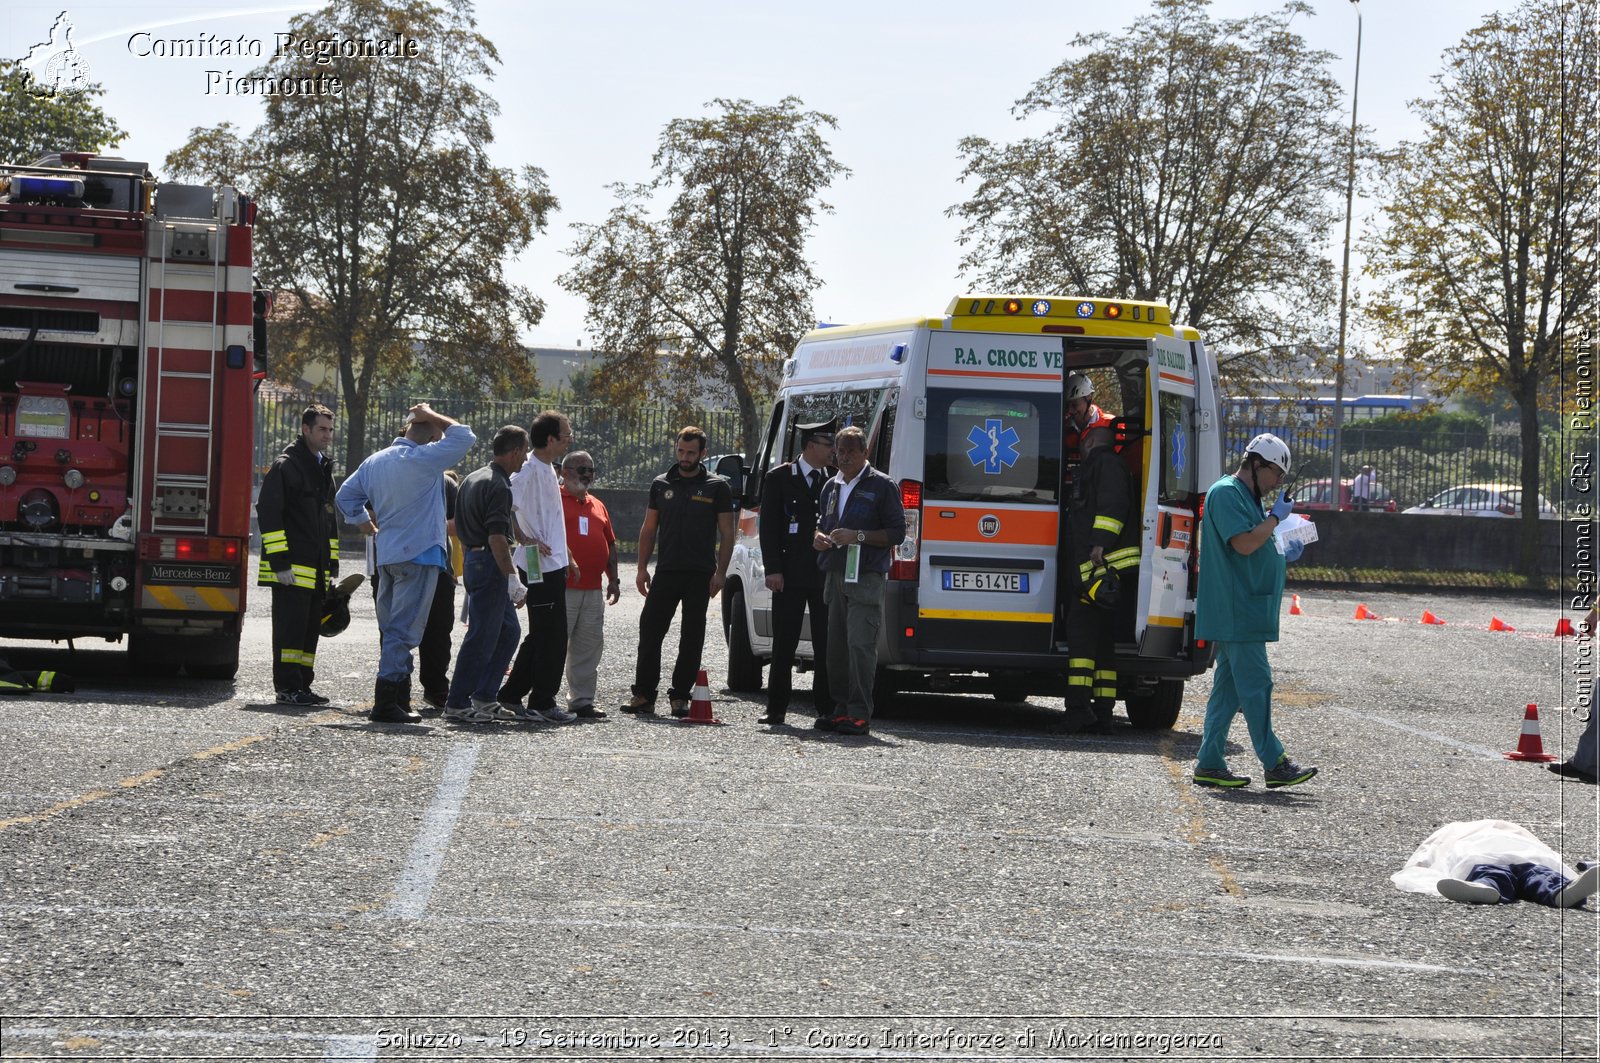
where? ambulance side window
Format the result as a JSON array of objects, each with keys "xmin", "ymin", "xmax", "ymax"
[
  {"xmin": 1158, "ymin": 391, "xmax": 1198, "ymax": 503},
  {"xmin": 924, "ymin": 388, "xmax": 1061, "ymax": 504}
]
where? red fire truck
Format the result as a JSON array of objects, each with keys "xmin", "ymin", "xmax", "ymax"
[{"xmin": 0, "ymin": 152, "xmax": 264, "ymax": 678}]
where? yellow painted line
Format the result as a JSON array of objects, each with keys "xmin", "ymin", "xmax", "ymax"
[
  {"xmin": 1160, "ymin": 722, "xmax": 1243, "ymax": 899},
  {"xmin": 917, "ymin": 608, "xmax": 1052, "ymax": 623},
  {"xmin": 0, "ymin": 711, "xmax": 340, "ymax": 833}
]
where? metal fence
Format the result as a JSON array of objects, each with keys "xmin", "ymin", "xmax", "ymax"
[
  {"xmin": 255, "ymin": 387, "xmax": 745, "ymax": 490},
  {"xmin": 1222, "ymin": 422, "xmax": 1572, "ymax": 512}
]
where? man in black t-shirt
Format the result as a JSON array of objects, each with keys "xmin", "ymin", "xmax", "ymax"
[{"xmin": 621, "ymin": 426, "xmax": 739, "ymax": 716}]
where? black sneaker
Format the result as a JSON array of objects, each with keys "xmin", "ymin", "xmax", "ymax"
[
  {"xmin": 812, "ymin": 715, "xmax": 837, "ymax": 731},
  {"xmin": 1263, "ymin": 757, "xmax": 1318, "ymax": 789},
  {"xmin": 1193, "ymin": 766, "xmax": 1251, "ymax": 788},
  {"xmin": 303, "ymin": 689, "xmax": 331, "ymax": 705},
  {"xmin": 276, "ymin": 689, "xmax": 317, "ymax": 706},
  {"xmin": 573, "ymin": 704, "xmax": 608, "ymax": 719}
]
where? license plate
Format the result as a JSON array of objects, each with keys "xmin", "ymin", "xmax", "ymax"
[{"xmin": 941, "ymin": 570, "xmax": 1028, "ymax": 593}]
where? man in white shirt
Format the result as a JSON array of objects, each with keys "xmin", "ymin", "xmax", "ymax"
[
  {"xmin": 1351, "ymin": 464, "xmax": 1380, "ymax": 511},
  {"xmin": 497, "ymin": 410, "xmax": 576, "ymax": 723}
]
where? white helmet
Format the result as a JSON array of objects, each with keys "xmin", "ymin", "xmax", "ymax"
[
  {"xmin": 1066, "ymin": 372, "xmax": 1094, "ymax": 401},
  {"xmin": 1244, "ymin": 432, "xmax": 1292, "ymax": 475}
]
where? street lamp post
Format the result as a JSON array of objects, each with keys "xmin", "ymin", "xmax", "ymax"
[{"xmin": 1331, "ymin": 0, "xmax": 1362, "ymax": 494}]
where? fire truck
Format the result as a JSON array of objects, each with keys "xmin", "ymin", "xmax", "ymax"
[{"xmin": 0, "ymin": 152, "xmax": 265, "ymax": 678}]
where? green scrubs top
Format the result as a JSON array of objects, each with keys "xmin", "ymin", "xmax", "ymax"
[{"xmin": 1195, "ymin": 474, "xmax": 1285, "ymax": 643}]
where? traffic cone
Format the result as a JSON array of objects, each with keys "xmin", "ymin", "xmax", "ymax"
[
  {"xmin": 1354, "ymin": 603, "xmax": 1380, "ymax": 620},
  {"xmin": 1489, "ymin": 616, "xmax": 1515, "ymax": 632},
  {"xmin": 1289, "ymin": 595, "xmax": 1302, "ymax": 616},
  {"xmin": 1504, "ymin": 703, "xmax": 1557, "ymax": 762},
  {"xmin": 681, "ymin": 668, "xmax": 723, "ymax": 726},
  {"xmin": 1555, "ymin": 617, "xmax": 1576, "ymax": 637},
  {"xmin": 1420, "ymin": 609, "xmax": 1445, "ymax": 625}
]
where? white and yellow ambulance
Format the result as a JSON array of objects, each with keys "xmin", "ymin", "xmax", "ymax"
[{"xmin": 720, "ymin": 294, "xmax": 1224, "ymax": 728}]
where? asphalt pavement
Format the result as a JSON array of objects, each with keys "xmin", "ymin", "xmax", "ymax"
[{"xmin": 0, "ymin": 579, "xmax": 1595, "ymax": 1060}]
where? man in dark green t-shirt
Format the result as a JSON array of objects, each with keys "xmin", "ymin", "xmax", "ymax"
[
  {"xmin": 621, "ymin": 426, "xmax": 739, "ymax": 716},
  {"xmin": 1192, "ymin": 433, "xmax": 1317, "ymax": 790}
]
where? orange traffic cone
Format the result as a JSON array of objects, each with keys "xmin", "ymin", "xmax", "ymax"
[
  {"xmin": 1489, "ymin": 616, "xmax": 1515, "ymax": 632},
  {"xmin": 1504, "ymin": 703, "xmax": 1557, "ymax": 762},
  {"xmin": 1555, "ymin": 617, "xmax": 1576, "ymax": 637},
  {"xmin": 681, "ymin": 668, "xmax": 723, "ymax": 725},
  {"xmin": 1420, "ymin": 609, "xmax": 1445, "ymax": 625},
  {"xmin": 1289, "ymin": 595, "xmax": 1303, "ymax": 616},
  {"xmin": 1354, "ymin": 603, "xmax": 1380, "ymax": 620}
]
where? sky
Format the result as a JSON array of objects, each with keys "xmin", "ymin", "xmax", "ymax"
[{"xmin": 3, "ymin": 0, "xmax": 1510, "ymax": 353}]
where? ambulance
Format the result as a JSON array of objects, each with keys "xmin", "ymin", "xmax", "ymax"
[{"xmin": 719, "ymin": 294, "xmax": 1224, "ymax": 728}]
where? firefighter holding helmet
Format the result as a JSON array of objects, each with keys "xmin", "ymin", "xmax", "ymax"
[
  {"xmin": 1191, "ymin": 433, "xmax": 1317, "ymax": 790},
  {"xmin": 1061, "ymin": 424, "xmax": 1139, "ymax": 732},
  {"xmin": 257, "ymin": 404, "xmax": 340, "ymax": 706}
]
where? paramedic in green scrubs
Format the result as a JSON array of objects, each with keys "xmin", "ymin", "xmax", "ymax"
[{"xmin": 1192, "ymin": 433, "xmax": 1318, "ymax": 790}]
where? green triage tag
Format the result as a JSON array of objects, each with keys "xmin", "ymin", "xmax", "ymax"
[
  {"xmin": 523, "ymin": 547, "xmax": 543, "ymax": 583},
  {"xmin": 844, "ymin": 543, "xmax": 861, "ymax": 584}
]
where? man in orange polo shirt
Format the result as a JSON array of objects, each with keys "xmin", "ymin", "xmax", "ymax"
[{"xmin": 560, "ymin": 449, "xmax": 621, "ymax": 718}]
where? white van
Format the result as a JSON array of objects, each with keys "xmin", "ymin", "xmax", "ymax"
[{"xmin": 719, "ymin": 294, "xmax": 1224, "ymax": 728}]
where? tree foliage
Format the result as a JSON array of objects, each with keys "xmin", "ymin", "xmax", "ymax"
[
  {"xmin": 1366, "ymin": 0, "xmax": 1597, "ymax": 572},
  {"xmin": 948, "ymin": 0, "xmax": 1347, "ymax": 393},
  {"xmin": 0, "ymin": 61, "xmax": 125, "ymax": 160},
  {"xmin": 164, "ymin": 0, "xmax": 556, "ymax": 474},
  {"xmin": 560, "ymin": 97, "xmax": 848, "ymax": 457}
]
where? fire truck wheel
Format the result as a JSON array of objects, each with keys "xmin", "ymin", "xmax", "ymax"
[
  {"xmin": 128, "ymin": 633, "xmax": 181, "ymax": 678},
  {"xmin": 1123, "ymin": 678, "xmax": 1184, "ymax": 730},
  {"xmin": 185, "ymin": 634, "xmax": 241, "ymax": 680},
  {"xmin": 723, "ymin": 587, "xmax": 763, "ymax": 693}
]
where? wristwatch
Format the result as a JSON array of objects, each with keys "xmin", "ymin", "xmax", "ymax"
[{"xmin": 856, "ymin": 530, "xmax": 866, "ymax": 543}]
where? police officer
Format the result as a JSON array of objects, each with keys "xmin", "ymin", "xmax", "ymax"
[
  {"xmin": 756, "ymin": 419, "xmax": 837, "ymax": 726},
  {"xmin": 1061, "ymin": 424, "xmax": 1139, "ymax": 733},
  {"xmin": 257, "ymin": 404, "xmax": 339, "ymax": 706}
]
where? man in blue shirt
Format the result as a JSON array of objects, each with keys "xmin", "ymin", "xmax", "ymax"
[
  {"xmin": 337, "ymin": 403, "xmax": 475, "ymax": 723},
  {"xmin": 1192, "ymin": 433, "xmax": 1317, "ymax": 789}
]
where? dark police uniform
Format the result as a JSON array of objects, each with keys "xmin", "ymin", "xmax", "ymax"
[
  {"xmin": 758, "ymin": 453, "xmax": 835, "ymax": 722},
  {"xmin": 1061, "ymin": 441, "xmax": 1140, "ymax": 729},
  {"xmin": 631, "ymin": 464, "xmax": 738, "ymax": 705},
  {"xmin": 256, "ymin": 436, "xmax": 338, "ymax": 695}
]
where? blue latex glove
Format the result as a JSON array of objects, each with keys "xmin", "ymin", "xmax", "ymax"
[
  {"xmin": 1269, "ymin": 491, "xmax": 1294, "ymax": 521},
  {"xmin": 1284, "ymin": 539, "xmax": 1305, "ymax": 563}
]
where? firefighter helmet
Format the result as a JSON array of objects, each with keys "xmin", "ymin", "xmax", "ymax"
[
  {"xmin": 1081, "ymin": 564, "xmax": 1120, "ymax": 610},
  {"xmin": 319, "ymin": 572, "xmax": 365, "ymax": 638},
  {"xmin": 1066, "ymin": 372, "xmax": 1095, "ymax": 401},
  {"xmin": 1244, "ymin": 432, "xmax": 1292, "ymax": 476}
]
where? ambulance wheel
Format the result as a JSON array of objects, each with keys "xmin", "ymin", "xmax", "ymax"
[
  {"xmin": 184, "ymin": 634, "xmax": 241, "ymax": 680},
  {"xmin": 990, "ymin": 681, "xmax": 1030, "ymax": 704},
  {"xmin": 1124, "ymin": 678, "xmax": 1183, "ymax": 730},
  {"xmin": 724, "ymin": 588, "xmax": 763, "ymax": 692}
]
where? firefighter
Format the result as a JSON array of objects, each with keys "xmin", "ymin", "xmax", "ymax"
[
  {"xmin": 1063, "ymin": 371, "xmax": 1115, "ymax": 466},
  {"xmin": 1061, "ymin": 424, "xmax": 1139, "ymax": 733},
  {"xmin": 257, "ymin": 404, "xmax": 339, "ymax": 706}
]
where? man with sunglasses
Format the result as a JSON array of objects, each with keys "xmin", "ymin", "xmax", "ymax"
[{"xmin": 559, "ymin": 450, "xmax": 620, "ymax": 718}]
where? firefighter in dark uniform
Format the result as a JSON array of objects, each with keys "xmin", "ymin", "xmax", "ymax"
[
  {"xmin": 257, "ymin": 404, "xmax": 339, "ymax": 705},
  {"xmin": 1062, "ymin": 424, "xmax": 1140, "ymax": 733},
  {"xmin": 756, "ymin": 419, "xmax": 837, "ymax": 726}
]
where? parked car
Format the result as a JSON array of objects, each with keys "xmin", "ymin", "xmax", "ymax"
[
  {"xmin": 1290, "ymin": 478, "xmax": 1398, "ymax": 513},
  {"xmin": 1402, "ymin": 483, "xmax": 1559, "ymax": 519}
]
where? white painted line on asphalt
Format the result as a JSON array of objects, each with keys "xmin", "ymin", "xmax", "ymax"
[
  {"xmin": 323, "ymin": 1032, "xmax": 378, "ymax": 1060},
  {"xmin": 379, "ymin": 739, "xmax": 480, "ymax": 920},
  {"xmin": 1328, "ymin": 706, "xmax": 1503, "ymax": 759}
]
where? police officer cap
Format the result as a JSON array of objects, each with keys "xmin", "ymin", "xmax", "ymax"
[{"xmin": 797, "ymin": 418, "xmax": 837, "ymax": 444}]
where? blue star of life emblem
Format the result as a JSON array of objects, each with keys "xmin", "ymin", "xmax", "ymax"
[
  {"xmin": 966, "ymin": 418, "xmax": 1021, "ymax": 475},
  {"xmin": 1171, "ymin": 427, "xmax": 1187, "ymax": 479}
]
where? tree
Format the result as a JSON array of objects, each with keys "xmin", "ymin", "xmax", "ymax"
[
  {"xmin": 560, "ymin": 97, "xmax": 848, "ymax": 457},
  {"xmin": 164, "ymin": 0, "xmax": 556, "ymax": 474},
  {"xmin": 948, "ymin": 0, "xmax": 1347, "ymax": 393},
  {"xmin": 1366, "ymin": 0, "xmax": 1597, "ymax": 574},
  {"xmin": 0, "ymin": 61, "xmax": 125, "ymax": 160}
]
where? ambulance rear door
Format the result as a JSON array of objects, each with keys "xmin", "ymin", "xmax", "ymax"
[{"xmin": 1136, "ymin": 332, "xmax": 1203, "ymax": 660}]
